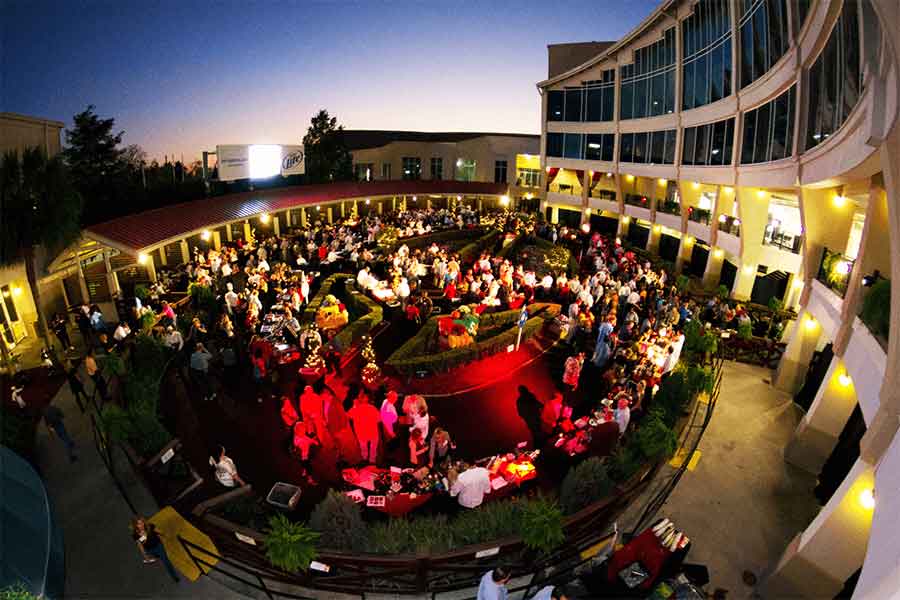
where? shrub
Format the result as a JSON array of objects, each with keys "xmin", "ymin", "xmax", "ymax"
[
  {"xmin": 451, "ymin": 499, "xmax": 523, "ymax": 547},
  {"xmin": 1, "ymin": 411, "xmax": 38, "ymax": 460},
  {"xmin": 716, "ymin": 284, "xmax": 730, "ymax": 299},
  {"xmin": 767, "ymin": 297, "xmax": 784, "ymax": 312},
  {"xmin": 737, "ymin": 320, "xmax": 753, "ymax": 340},
  {"xmin": 309, "ymin": 490, "xmax": 368, "ymax": 552},
  {"xmin": 98, "ymin": 351, "xmax": 126, "ymax": 379},
  {"xmin": 134, "ymin": 284, "xmax": 150, "ymax": 302},
  {"xmin": 608, "ymin": 444, "xmax": 644, "ymax": 483},
  {"xmin": 264, "ymin": 514, "xmax": 319, "ymax": 573},
  {"xmin": 0, "ymin": 584, "xmax": 40, "ymax": 600},
  {"xmin": 860, "ymin": 279, "xmax": 890, "ymax": 340},
  {"xmin": 520, "ymin": 495, "xmax": 566, "ymax": 554},
  {"xmin": 188, "ymin": 282, "xmax": 217, "ymax": 312},
  {"xmin": 459, "ymin": 230, "xmax": 501, "ymax": 263},
  {"xmin": 634, "ymin": 413, "xmax": 678, "ymax": 461},
  {"xmin": 675, "ymin": 274, "xmax": 691, "ymax": 293},
  {"xmin": 367, "ymin": 514, "xmax": 452, "ymax": 555},
  {"xmin": 560, "ymin": 457, "xmax": 613, "ymax": 515},
  {"xmin": 682, "ymin": 364, "xmax": 715, "ymax": 397}
]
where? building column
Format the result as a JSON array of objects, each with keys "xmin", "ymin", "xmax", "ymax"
[
  {"xmin": 774, "ymin": 309, "xmax": 823, "ymax": 393},
  {"xmin": 731, "ymin": 262, "xmax": 757, "ymax": 300},
  {"xmin": 377, "ymin": 201, "xmax": 383, "ymax": 215},
  {"xmin": 550, "ymin": 206, "xmax": 559, "ymax": 224},
  {"xmin": 273, "ymin": 215, "xmax": 281, "ymax": 237},
  {"xmin": 580, "ymin": 171, "xmax": 590, "ymax": 226},
  {"xmin": 702, "ymin": 247, "xmax": 724, "ymax": 289},
  {"xmin": 675, "ymin": 236, "xmax": 693, "ymax": 274},
  {"xmin": 75, "ymin": 253, "xmax": 90, "ymax": 302},
  {"xmin": 647, "ymin": 224, "xmax": 661, "ymax": 254},
  {"xmin": 617, "ymin": 215, "xmax": 630, "ymax": 237},
  {"xmin": 784, "ymin": 356, "xmax": 858, "ymax": 474},
  {"xmin": 212, "ymin": 232, "xmax": 222, "ymax": 251},
  {"xmin": 759, "ymin": 459, "xmax": 875, "ymax": 598},
  {"xmin": 326, "ymin": 207, "xmax": 334, "ymax": 224},
  {"xmin": 243, "ymin": 221, "xmax": 252, "ymax": 243},
  {"xmin": 145, "ymin": 260, "xmax": 158, "ymax": 284}
]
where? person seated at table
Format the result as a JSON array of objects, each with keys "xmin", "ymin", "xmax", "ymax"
[
  {"xmin": 614, "ymin": 392, "xmax": 632, "ymax": 434},
  {"xmin": 429, "ymin": 428, "xmax": 454, "ymax": 467},
  {"xmin": 540, "ymin": 392, "xmax": 565, "ymax": 438},
  {"xmin": 292, "ymin": 419, "xmax": 319, "ymax": 461},
  {"xmin": 449, "ymin": 463, "xmax": 492, "ymax": 509},
  {"xmin": 408, "ymin": 395, "xmax": 430, "ymax": 440},
  {"xmin": 409, "ymin": 428, "xmax": 428, "ymax": 466}
]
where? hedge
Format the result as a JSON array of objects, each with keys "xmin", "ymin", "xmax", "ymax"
[
  {"xmin": 498, "ymin": 234, "xmax": 578, "ymax": 277},
  {"xmin": 302, "ymin": 273, "xmax": 353, "ymax": 323},
  {"xmin": 394, "ymin": 227, "xmax": 486, "ymax": 252},
  {"xmin": 386, "ymin": 303, "xmax": 560, "ymax": 376},
  {"xmin": 334, "ymin": 281, "xmax": 384, "ymax": 349},
  {"xmin": 458, "ymin": 230, "xmax": 502, "ymax": 263}
]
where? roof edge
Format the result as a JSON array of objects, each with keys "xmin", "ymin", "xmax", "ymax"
[{"xmin": 0, "ymin": 112, "xmax": 66, "ymax": 128}]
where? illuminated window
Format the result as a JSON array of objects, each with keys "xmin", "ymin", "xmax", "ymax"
[{"xmin": 401, "ymin": 157, "xmax": 421, "ymax": 180}]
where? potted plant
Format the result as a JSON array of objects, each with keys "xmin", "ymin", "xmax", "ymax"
[
  {"xmin": 309, "ymin": 490, "xmax": 368, "ymax": 552},
  {"xmin": 560, "ymin": 457, "xmax": 613, "ymax": 515},
  {"xmin": 520, "ymin": 495, "xmax": 566, "ymax": 554}
]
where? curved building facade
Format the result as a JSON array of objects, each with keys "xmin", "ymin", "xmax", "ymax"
[{"xmin": 537, "ymin": 1, "xmax": 900, "ymax": 597}]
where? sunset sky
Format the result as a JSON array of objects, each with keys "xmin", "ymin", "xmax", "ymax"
[{"xmin": 3, "ymin": 0, "xmax": 658, "ymax": 161}]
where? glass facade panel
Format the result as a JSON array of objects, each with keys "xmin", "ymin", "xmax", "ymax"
[
  {"xmin": 546, "ymin": 133, "xmax": 564, "ymax": 157},
  {"xmin": 563, "ymin": 133, "xmax": 583, "ymax": 159},
  {"xmin": 633, "ymin": 132, "xmax": 648, "ymax": 163},
  {"xmin": 739, "ymin": 0, "xmax": 791, "ymax": 89},
  {"xmin": 664, "ymin": 130, "xmax": 677, "ymax": 164},
  {"xmin": 547, "ymin": 69, "xmax": 616, "ymax": 123},
  {"xmin": 547, "ymin": 90, "xmax": 564, "ymax": 121},
  {"xmin": 585, "ymin": 134, "xmax": 615, "ymax": 162},
  {"xmin": 564, "ymin": 88, "xmax": 583, "ymax": 121},
  {"xmin": 620, "ymin": 133, "xmax": 634, "ymax": 163},
  {"xmin": 619, "ymin": 130, "xmax": 675, "ymax": 164},
  {"xmin": 650, "ymin": 131, "xmax": 664, "ymax": 164},
  {"xmin": 741, "ymin": 85, "xmax": 796, "ymax": 163},
  {"xmin": 682, "ymin": 0, "xmax": 732, "ymax": 110},
  {"xmin": 620, "ymin": 28, "xmax": 677, "ymax": 119},
  {"xmin": 602, "ymin": 134, "xmax": 615, "ymax": 161},
  {"xmin": 401, "ymin": 157, "xmax": 421, "ymax": 180},
  {"xmin": 683, "ymin": 118, "xmax": 735, "ymax": 165}
]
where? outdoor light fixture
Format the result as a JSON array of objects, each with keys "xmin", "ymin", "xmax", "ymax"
[
  {"xmin": 316, "ymin": 205, "xmax": 321, "ymax": 211},
  {"xmin": 835, "ymin": 260, "xmax": 852, "ymax": 276},
  {"xmin": 719, "ymin": 214, "xmax": 727, "ymax": 223},
  {"xmin": 862, "ymin": 270, "xmax": 881, "ymax": 287},
  {"xmin": 692, "ymin": 181, "xmax": 700, "ymax": 189},
  {"xmin": 584, "ymin": 208, "xmax": 591, "ymax": 215},
  {"xmin": 805, "ymin": 317, "xmax": 818, "ymax": 331},
  {"xmin": 756, "ymin": 190, "xmax": 767, "ymax": 199},
  {"xmin": 525, "ymin": 193, "xmax": 533, "ymax": 199},
  {"xmin": 412, "ymin": 196, "xmax": 417, "ymax": 202},
  {"xmin": 1, "ymin": 290, "xmax": 8, "ymax": 298},
  {"xmin": 260, "ymin": 212, "xmax": 270, "ymax": 224},
  {"xmin": 653, "ymin": 225, "xmax": 661, "ymax": 233},
  {"xmin": 201, "ymin": 230, "xmax": 211, "ymax": 241},
  {"xmin": 12, "ymin": 286, "xmax": 22, "ymax": 297},
  {"xmin": 833, "ymin": 195, "xmax": 847, "ymax": 208},
  {"xmin": 581, "ymin": 223, "xmax": 590, "ymax": 233},
  {"xmin": 859, "ymin": 488, "xmax": 875, "ymax": 510},
  {"xmin": 545, "ymin": 166, "xmax": 551, "ymax": 173},
  {"xmin": 743, "ymin": 265, "xmax": 754, "ymax": 275},
  {"xmin": 733, "ymin": 218, "xmax": 741, "ymax": 226},
  {"xmin": 457, "ymin": 159, "xmax": 464, "ymax": 167},
  {"xmin": 499, "ymin": 195, "xmax": 510, "ymax": 207},
  {"xmin": 365, "ymin": 198, "xmax": 370, "ymax": 205},
  {"xmin": 626, "ymin": 174, "xmax": 635, "ymax": 182},
  {"xmin": 606, "ymin": 172, "xmax": 612, "ymax": 178},
  {"xmin": 138, "ymin": 253, "xmax": 149, "ymax": 265},
  {"xmin": 658, "ymin": 178, "xmax": 667, "ymax": 185},
  {"xmin": 713, "ymin": 249, "xmax": 724, "ymax": 259},
  {"xmin": 685, "ymin": 236, "xmax": 694, "ymax": 245},
  {"xmin": 793, "ymin": 279, "xmax": 804, "ymax": 289},
  {"xmin": 456, "ymin": 195, "xmax": 462, "ymax": 201},
  {"xmin": 622, "ymin": 216, "xmax": 630, "ymax": 223},
  {"xmin": 615, "ymin": 237, "xmax": 622, "ymax": 245},
  {"xmin": 838, "ymin": 372, "xmax": 853, "ymax": 387},
  {"xmin": 722, "ymin": 186, "xmax": 733, "ymax": 194}
]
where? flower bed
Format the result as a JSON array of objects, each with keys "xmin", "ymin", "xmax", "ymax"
[
  {"xmin": 498, "ymin": 234, "xmax": 579, "ymax": 276},
  {"xmin": 385, "ymin": 303, "xmax": 560, "ymax": 376},
  {"xmin": 301, "ymin": 273, "xmax": 383, "ymax": 350}
]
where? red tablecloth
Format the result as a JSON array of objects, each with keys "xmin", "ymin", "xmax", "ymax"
[{"xmin": 374, "ymin": 492, "xmax": 433, "ymax": 516}]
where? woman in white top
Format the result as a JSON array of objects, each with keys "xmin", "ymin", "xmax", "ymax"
[{"xmin": 209, "ymin": 446, "xmax": 246, "ymax": 487}]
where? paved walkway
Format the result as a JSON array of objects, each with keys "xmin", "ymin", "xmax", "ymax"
[{"xmin": 621, "ymin": 361, "xmax": 821, "ymax": 598}]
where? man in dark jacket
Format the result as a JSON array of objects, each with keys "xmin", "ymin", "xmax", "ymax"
[{"xmin": 516, "ymin": 385, "xmax": 544, "ymax": 446}]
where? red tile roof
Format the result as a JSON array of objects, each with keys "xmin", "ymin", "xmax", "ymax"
[{"xmin": 85, "ymin": 180, "xmax": 508, "ymax": 254}]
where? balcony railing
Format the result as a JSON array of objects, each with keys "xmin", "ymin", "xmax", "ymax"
[
  {"xmin": 816, "ymin": 246, "xmax": 855, "ymax": 298},
  {"xmin": 657, "ymin": 199, "xmax": 681, "ymax": 216},
  {"xmin": 548, "ymin": 182, "xmax": 580, "ymax": 195},
  {"xmin": 590, "ymin": 189, "xmax": 616, "ymax": 201},
  {"xmin": 686, "ymin": 206, "xmax": 712, "ymax": 225},
  {"xmin": 717, "ymin": 215, "xmax": 741, "ymax": 237},
  {"xmin": 762, "ymin": 230, "xmax": 802, "ymax": 254},
  {"xmin": 624, "ymin": 193, "xmax": 650, "ymax": 208}
]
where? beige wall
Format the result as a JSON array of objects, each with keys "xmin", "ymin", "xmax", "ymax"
[{"xmin": 0, "ymin": 112, "xmax": 64, "ymax": 157}]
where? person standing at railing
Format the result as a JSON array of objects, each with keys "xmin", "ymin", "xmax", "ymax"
[
  {"xmin": 477, "ymin": 566, "xmax": 511, "ymax": 600},
  {"xmin": 131, "ymin": 517, "xmax": 180, "ymax": 583},
  {"xmin": 530, "ymin": 585, "xmax": 570, "ymax": 600}
]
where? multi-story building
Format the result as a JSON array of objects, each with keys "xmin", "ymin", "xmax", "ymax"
[
  {"xmin": 343, "ymin": 130, "xmax": 541, "ymax": 210},
  {"xmin": 538, "ymin": 1, "xmax": 900, "ymax": 597},
  {"xmin": 0, "ymin": 113, "xmax": 65, "ymax": 356}
]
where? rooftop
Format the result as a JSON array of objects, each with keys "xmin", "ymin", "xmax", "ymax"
[{"xmin": 339, "ymin": 129, "xmax": 539, "ymax": 151}]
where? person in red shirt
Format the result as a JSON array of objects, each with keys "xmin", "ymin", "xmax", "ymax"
[
  {"xmin": 348, "ymin": 396, "xmax": 381, "ymax": 464},
  {"xmin": 299, "ymin": 386, "xmax": 324, "ymax": 433},
  {"xmin": 444, "ymin": 280, "xmax": 457, "ymax": 301}
]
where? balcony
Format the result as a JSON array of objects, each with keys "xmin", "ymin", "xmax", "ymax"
[
  {"xmin": 548, "ymin": 182, "xmax": 580, "ymax": 196},
  {"xmin": 762, "ymin": 229, "xmax": 802, "ymax": 254},
  {"xmin": 717, "ymin": 214, "xmax": 741, "ymax": 237},
  {"xmin": 657, "ymin": 198, "xmax": 681, "ymax": 217},
  {"xmin": 686, "ymin": 206, "xmax": 712, "ymax": 225},
  {"xmin": 815, "ymin": 247, "xmax": 855, "ymax": 298},
  {"xmin": 624, "ymin": 193, "xmax": 650, "ymax": 209}
]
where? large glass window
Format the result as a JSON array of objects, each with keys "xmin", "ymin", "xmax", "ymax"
[
  {"xmin": 430, "ymin": 157, "xmax": 443, "ymax": 180},
  {"xmin": 546, "ymin": 69, "xmax": 615, "ymax": 123},
  {"xmin": 494, "ymin": 160, "xmax": 507, "ymax": 184},
  {"xmin": 585, "ymin": 134, "xmax": 615, "ymax": 162},
  {"xmin": 763, "ymin": 196, "xmax": 803, "ymax": 253},
  {"xmin": 739, "ymin": 0, "xmax": 790, "ymax": 89},
  {"xmin": 455, "ymin": 158, "xmax": 476, "ymax": 181},
  {"xmin": 518, "ymin": 168, "xmax": 541, "ymax": 187},
  {"xmin": 682, "ymin": 118, "xmax": 735, "ymax": 165},
  {"xmin": 564, "ymin": 88, "xmax": 583, "ymax": 121},
  {"xmin": 547, "ymin": 90, "xmax": 564, "ymax": 121},
  {"xmin": 741, "ymin": 86, "xmax": 796, "ymax": 164},
  {"xmin": 619, "ymin": 129, "xmax": 676, "ymax": 164},
  {"xmin": 620, "ymin": 28, "xmax": 677, "ymax": 119},
  {"xmin": 682, "ymin": 0, "xmax": 733, "ymax": 110},
  {"xmin": 401, "ymin": 157, "xmax": 421, "ymax": 180},
  {"xmin": 563, "ymin": 134, "xmax": 583, "ymax": 159},
  {"xmin": 805, "ymin": 1, "xmax": 862, "ymax": 151}
]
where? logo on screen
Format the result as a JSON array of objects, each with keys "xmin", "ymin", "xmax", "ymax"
[{"xmin": 283, "ymin": 150, "xmax": 304, "ymax": 170}]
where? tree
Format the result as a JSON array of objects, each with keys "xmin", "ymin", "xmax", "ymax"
[
  {"xmin": 64, "ymin": 105, "xmax": 127, "ymax": 224},
  {"xmin": 302, "ymin": 109, "xmax": 353, "ymax": 184},
  {"xmin": 0, "ymin": 149, "xmax": 82, "ymax": 353}
]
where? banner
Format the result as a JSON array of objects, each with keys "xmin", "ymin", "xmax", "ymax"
[{"xmin": 215, "ymin": 144, "xmax": 305, "ymax": 181}]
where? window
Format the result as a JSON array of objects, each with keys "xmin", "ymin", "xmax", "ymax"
[
  {"xmin": 547, "ymin": 90, "xmax": 564, "ymax": 121},
  {"xmin": 456, "ymin": 158, "xmax": 476, "ymax": 181},
  {"xmin": 763, "ymin": 196, "xmax": 803, "ymax": 253},
  {"xmin": 741, "ymin": 86, "xmax": 795, "ymax": 163},
  {"xmin": 739, "ymin": 0, "xmax": 790, "ymax": 89},
  {"xmin": 518, "ymin": 168, "xmax": 541, "ymax": 187},
  {"xmin": 380, "ymin": 163, "xmax": 391, "ymax": 180},
  {"xmin": 494, "ymin": 160, "xmax": 508, "ymax": 184},
  {"xmin": 546, "ymin": 133, "xmax": 564, "ymax": 158},
  {"xmin": 563, "ymin": 134, "xmax": 583, "ymax": 159},
  {"xmin": 620, "ymin": 28, "xmax": 677, "ymax": 119},
  {"xmin": 430, "ymin": 157, "xmax": 443, "ymax": 180},
  {"xmin": 401, "ymin": 157, "xmax": 421, "ymax": 180},
  {"xmin": 682, "ymin": 0, "xmax": 733, "ymax": 110},
  {"xmin": 585, "ymin": 134, "xmax": 615, "ymax": 161},
  {"xmin": 682, "ymin": 118, "xmax": 735, "ymax": 165},
  {"xmin": 804, "ymin": 1, "xmax": 862, "ymax": 151},
  {"xmin": 564, "ymin": 88, "xmax": 583, "ymax": 121},
  {"xmin": 619, "ymin": 129, "xmax": 676, "ymax": 164},
  {"xmin": 1, "ymin": 285, "xmax": 19, "ymax": 322},
  {"xmin": 354, "ymin": 163, "xmax": 373, "ymax": 181}
]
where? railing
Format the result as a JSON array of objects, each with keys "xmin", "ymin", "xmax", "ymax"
[
  {"xmin": 589, "ymin": 188, "xmax": 617, "ymax": 201},
  {"xmin": 686, "ymin": 207, "xmax": 712, "ymax": 225},
  {"xmin": 816, "ymin": 246, "xmax": 855, "ymax": 298},
  {"xmin": 548, "ymin": 182, "xmax": 580, "ymax": 195},
  {"xmin": 717, "ymin": 215, "xmax": 740, "ymax": 237},
  {"xmin": 624, "ymin": 193, "xmax": 650, "ymax": 208},
  {"xmin": 762, "ymin": 230, "xmax": 802, "ymax": 254},
  {"xmin": 656, "ymin": 199, "xmax": 681, "ymax": 216}
]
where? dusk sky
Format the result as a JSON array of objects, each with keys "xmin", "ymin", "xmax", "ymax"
[{"xmin": 3, "ymin": 0, "xmax": 658, "ymax": 161}]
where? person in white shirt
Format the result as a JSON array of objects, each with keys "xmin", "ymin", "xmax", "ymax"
[
  {"xmin": 257, "ymin": 258, "xmax": 270, "ymax": 272},
  {"xmin": 661, "ymin": 344, "xmax": 677, "ymax": 375},
  {"xmin": 380, "ymin": 390, "xmax": 399, "ymax": 440},
  {"xmin": 113, "ymin": 322, "xmax": 131, "ymax": 342},
  {"xmin": 627, "ymin": 289, "xmax": 641, "ymax": 306},
  {"xmin": 209, "ymin": 446, "xmax": 245, "ymax": 487},
  {"xmin": 477, "ymin": 567, "xmax": 511, "ymax": 600},
  {"xmin": 450, "ymin": 464, "xmax": 492, "ymax": 508},
  {"xmin": 165, "ymin": 326, "xmax": 184, "ymax": 351},
  {"xmin": 224, "ymin": 283, "xmax": 239, "ymax": 315},
  {"xmin": 397, "ymin": 278, "xmax": 411, "ymax": 309},
  {"xmin": 530, "ymin": 585, "xmax": 570, "ymax": 600},
  {"xmin": 221, "ymin": 262, "xmax": 233, "ymax": 278}
]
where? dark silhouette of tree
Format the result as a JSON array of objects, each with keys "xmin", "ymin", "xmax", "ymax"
[
  {"xmin": 64, "ymin": 105, "xmax": 127, "ymax": 224},
  {"xmin": 302, "ymin": 109, "xmax": 353, "ymax": 184},
  {"xmin": 0, "ymin": 149, "xmax": 82, "ymax": 352}
]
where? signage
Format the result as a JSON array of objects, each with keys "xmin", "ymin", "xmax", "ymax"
[
  {"xmin": 309, "ymin": 561, "xmax": 330, "ymax": 573},
  {"xmin": 160, "ymin": 448, "xmax": 175, "ymax": 464},
  {"xmin": 475, "ymin": 547, "xmax": 500, "ymax": 559},
  {"xmin": 216, "ymin": 144, "xmax": 305, "ymax": 181},
  {"xmin": 234, "ymin": 532, "xmax": 257, "ymax": 546}
]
